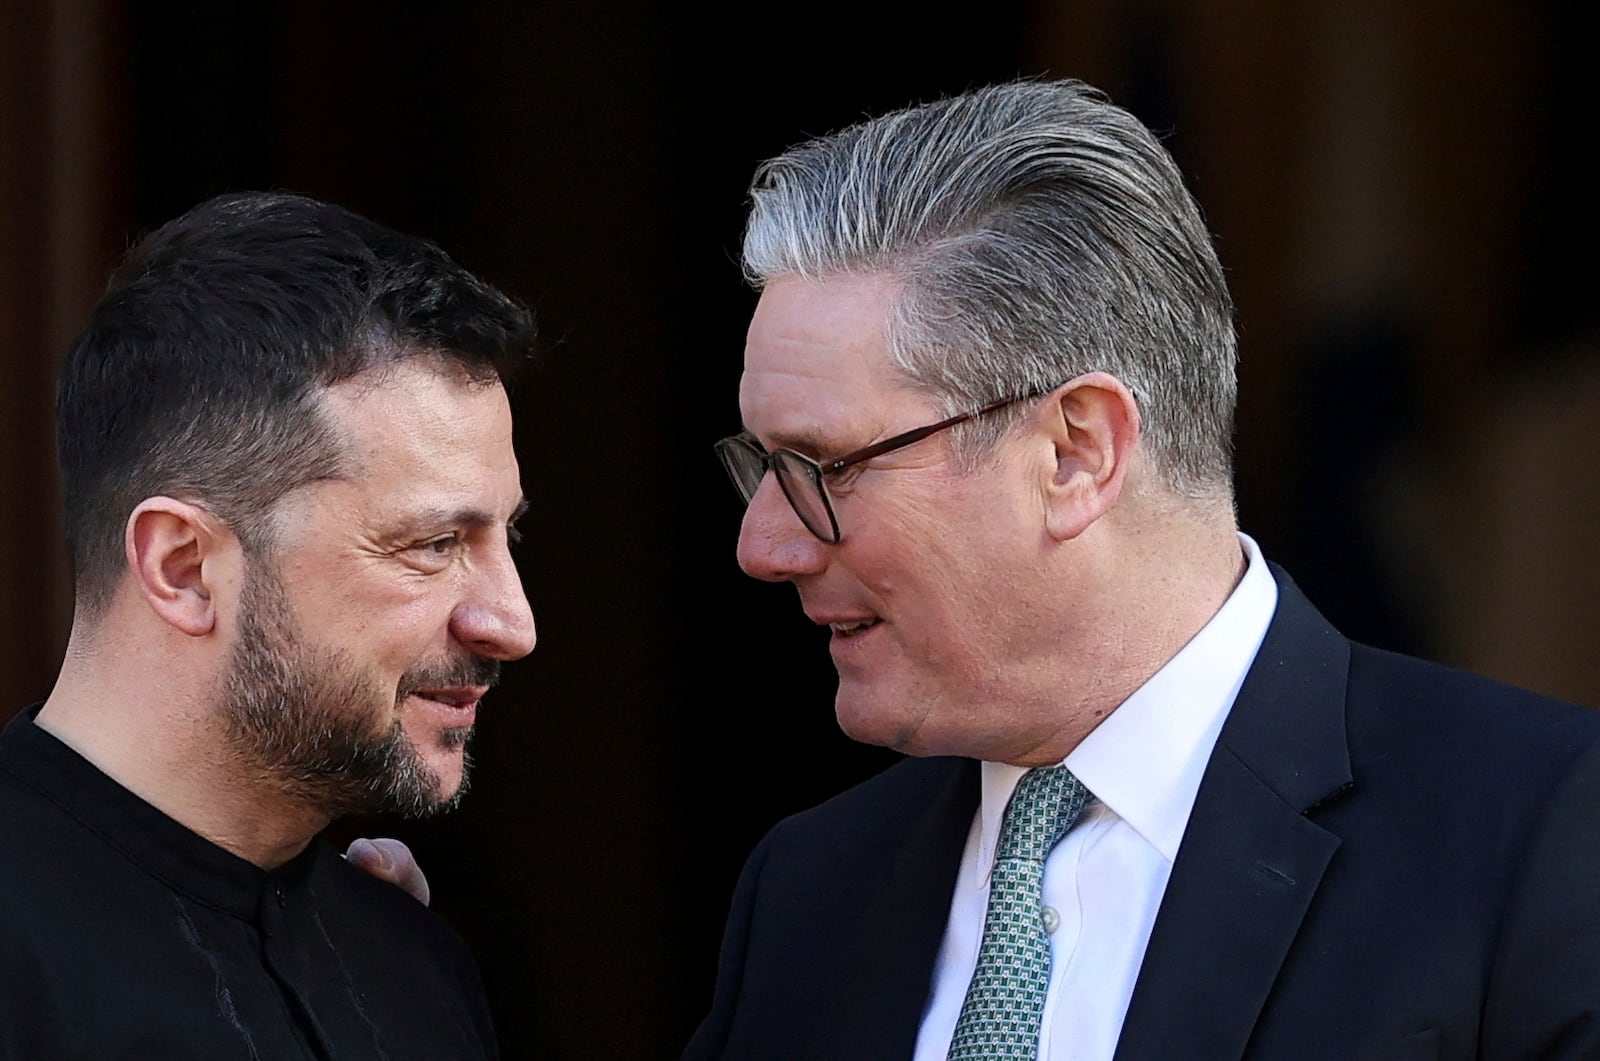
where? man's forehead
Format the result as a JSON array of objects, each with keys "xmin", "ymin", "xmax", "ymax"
[
  {"xmin": 739, "ymin": 272, "xmax": 928, "ymax": 448},
  {"xmin": 321, "ymin": 355, "xmax": 503, "ymax": 405},
  {"xmin": 322, "ymin": 361, "xmax": 508, "ymax": 435},
  {"xmin": 744, "ymin": 272, "xmax": 900, "ymax": 356},
  {"xmin": 306, "ymin": 360, "xmax": 518, "ymax": 496}
]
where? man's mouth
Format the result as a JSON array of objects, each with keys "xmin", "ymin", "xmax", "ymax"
[
  {"xmin": 397, "ymin": 656, "xmax": 500, "ymax": 710},
  {"xmin": 407, "ymin": 685, "xmax": 490, "ymax": 710},
  {"xmin": 829, "ymin": 619, "xmax": 881, "ymax": 638}
]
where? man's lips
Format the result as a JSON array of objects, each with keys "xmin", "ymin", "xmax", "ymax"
[
  {"xmin": 407, "ymin": 685, "xmax": 490, "ymax": 709},
  {"xmin": 808, "ymin": 613, "xmax": 882, "ymax": 638}
]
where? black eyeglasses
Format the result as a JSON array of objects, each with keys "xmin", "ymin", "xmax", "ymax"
[{"xmin": 714, "ymin": 389, "xmax": 1047, "ymax": 543}]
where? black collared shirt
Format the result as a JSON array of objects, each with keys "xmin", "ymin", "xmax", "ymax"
[{"xmin": 0, "ymin": 706, "xmax": 499, "ymax": 1060}]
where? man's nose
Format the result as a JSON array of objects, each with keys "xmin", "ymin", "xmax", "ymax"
[
  {"xmin": 451, "ymin": 543, "xmax": 537, "ymax": 660},
  {"xmin": 734, "ymin": 474, "xmax": 828, "ymax": 582}
]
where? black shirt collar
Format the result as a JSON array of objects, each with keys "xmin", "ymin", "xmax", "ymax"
[{"xmin": 0, "ymin": 703, "xmax": 320, "ymax": 919}]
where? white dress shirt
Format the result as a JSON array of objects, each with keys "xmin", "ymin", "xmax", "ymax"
[{"xmin": 912, "ymin": 534, "xmax": 1279, "ymax": 1061}]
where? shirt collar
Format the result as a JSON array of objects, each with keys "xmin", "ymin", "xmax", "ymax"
[
  {"xmin": 0, "ymin": 703, "xmax": 322, "ymax": 918},
  {"xmin": 975, "ymin": 533, "xmax": 1278, "ymax": 871}
]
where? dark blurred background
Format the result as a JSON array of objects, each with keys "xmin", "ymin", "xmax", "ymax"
[{"xmin": 3, "ymin": 3, "xmax": 1596, "ymax": 1057}]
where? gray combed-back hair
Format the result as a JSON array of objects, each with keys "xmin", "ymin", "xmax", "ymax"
[{"xmin": 742, "ymin": 79, "xmax": 1237, "ymax": 500}]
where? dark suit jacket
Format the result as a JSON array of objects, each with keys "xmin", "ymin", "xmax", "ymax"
[{"xmin": 684, "ymin": 569, "xmax": 1600, "ymax": 1060}]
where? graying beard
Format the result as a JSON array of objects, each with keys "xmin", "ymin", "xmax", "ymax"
[{"xmin": 219, "ymin": 567, "xmax": 474, "ymax": 820}]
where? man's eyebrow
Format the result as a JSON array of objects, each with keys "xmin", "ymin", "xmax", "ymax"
[
  {"xmin": 751, "ymin": 426, "xmax": 837, "ymax": 458},
  {"xmin": 397, "ymin": 498, "xmax": 529, "ymax": 534}
]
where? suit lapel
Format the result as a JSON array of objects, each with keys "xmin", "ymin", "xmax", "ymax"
[
  {"xmin": 1114, "ymin": 569, "xmax": 1353, "ymax": 1061},
  {"xmin": 832, "ymin": 758, "xmax": 979, "ymax": 1058}
]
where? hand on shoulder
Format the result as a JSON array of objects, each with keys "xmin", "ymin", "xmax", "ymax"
[{"xmin": 345, "ymin": 837, "xmax": 431, "ymax": 906}]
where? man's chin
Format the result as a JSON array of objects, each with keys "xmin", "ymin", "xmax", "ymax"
[
  {"xmin": 309, "ymin": 723, "xmax": 475, "ymax": 821},
  {"xmin": 834, "ymin": 693, "xmax": 914, "ymax": 754},
  {"xmin": 396, "ymin": 733, "xmax": 474, "ymax": 819},
  {"xmin": 423, "ymin": 753, "xmax": 467, "ymax": 803}
]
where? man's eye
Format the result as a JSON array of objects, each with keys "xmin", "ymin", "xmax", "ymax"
[{"xmin": 415, "ymin": 535, "xmax": 462, "ymax": 558}]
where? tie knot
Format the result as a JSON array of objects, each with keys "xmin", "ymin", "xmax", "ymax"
[{"xmin": 996, "ymin": 766, "xmax": 1091, "ymax": 862}]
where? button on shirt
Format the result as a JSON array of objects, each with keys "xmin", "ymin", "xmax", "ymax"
[{"xmin": 914, "ymin": 534, "xmax": 1279, "ymax": 1061}]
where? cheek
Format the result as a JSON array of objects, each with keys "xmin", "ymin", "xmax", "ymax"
[
  {"xmin": 888, "ymin": 524, "xmax": 1034, "ymax": 655},
  {"xmin": 341, "ymin": 594, "xmax": 457, "ymax": 675},
  {"xmin": 846, "ymin": 488, "xmax": 968, "ymax": 587},
  {"xmin": 393, "ymin": 600, "xmax": 456, "ymax": 653},
  {"xmin": 845, "ymin": 464, "xmax": 1036, "ymax": 599}
]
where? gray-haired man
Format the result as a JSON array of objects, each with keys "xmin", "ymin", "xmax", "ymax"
[{"xmin": 684, "ymin": 79, "xmax": 1600, "ymax": 1061}]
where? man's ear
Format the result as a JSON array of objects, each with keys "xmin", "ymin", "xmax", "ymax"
[
  {"xmin": 125, "ymin": 498, "xmax": 232, "ymax": 637},
  {"xmin": 1038, "ymin": 372, "xmax": 1141, "ymax": 542}
]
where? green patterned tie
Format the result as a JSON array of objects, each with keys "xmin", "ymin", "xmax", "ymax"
[{"xmin": 946, "ymin": 765, "xmax": 1092, "ymax": 1061}]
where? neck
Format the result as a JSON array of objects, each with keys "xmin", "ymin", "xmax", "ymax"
[
  {"xmin": 1009, "ymin": 498, "xmax": 1246, "ymax": 766},
  {"xmin": 38, "ymin": 625, "xmax": 327, "ymax": 870}
]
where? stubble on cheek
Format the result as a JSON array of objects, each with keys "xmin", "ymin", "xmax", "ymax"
[{"xmin": 218, "ymin": 569, "xmax": 484, "ymax": 820}]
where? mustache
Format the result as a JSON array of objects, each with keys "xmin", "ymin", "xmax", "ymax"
[{"xmin": 395, "ymin": 655, "xmax": 502, "ymax": 701}]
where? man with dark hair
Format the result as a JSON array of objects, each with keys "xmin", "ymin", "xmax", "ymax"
[
  {"xmin": 0, "ymin": 191, "xmax": 536, "ymax": 1058},
  {"xmin": 678, "ymin": 79, "xmax": 1600, "ymax": 1059}
]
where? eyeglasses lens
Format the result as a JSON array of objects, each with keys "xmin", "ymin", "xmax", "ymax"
[
  {"xmin": 715, "ymin": 437, "xmax": 838, "ymax": 542},
  {"xmin": 714, "ymin": 438, "xmax": 762, "ymax": 501},
  {"xmin": 769, "ymin": 450, "xmax": 835, "ymax": 543}
]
